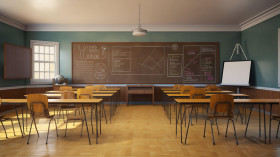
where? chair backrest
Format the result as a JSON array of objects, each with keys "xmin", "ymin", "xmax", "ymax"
[
  {"xmin": 27, "ymin": 94, "xmax": 49, "ymax": 117},
  {"xmin": 85, "ymin": 85, "xmax": 95, "ymax": 90},
  {"xmin": 190, "ymin": 88, "xmax": 205, "ymax": 99},
  {"xmin": 173, "ymin": 85, "xmax": 183, "ymax": 90},
  {"xmin": 61, "ymin": 91, "xmax": 75, "ymax": 99},
  {"xmin": 59, "ymin": 86, "xmax": 72, "ymax": 91},
  {"xmin": 95, "ymin": 85, "xmax": 106, "ymax": 91},
  {"xmin": 180, "ymin": 85, "xmax": 195, "ymax": 94},
  {"xmin": 77, "ymin": 88, "xmax": 92, "ymax": 99},
  {"xmin": 210, "ymin": 94, "xmax": 234, "ymax": 117},
  {"xmin": 206, "ymin": 85, "xmax": 220, "ymax": 91}
]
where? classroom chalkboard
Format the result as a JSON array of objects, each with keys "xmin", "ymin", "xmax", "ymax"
[{"xmin": 72, "ymin": 42, "xmax": 219, "ymax": 84}]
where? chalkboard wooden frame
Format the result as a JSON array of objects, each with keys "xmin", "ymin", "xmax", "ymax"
[{"xmin": 72, "ymin": 42, "xmax": 219, "ymax": 84}]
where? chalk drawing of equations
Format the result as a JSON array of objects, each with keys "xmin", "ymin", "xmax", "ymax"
[
  {"xmin": 167, "ymin": 54, "xmax": 183, "ymax": 77},
  {"xmin": 111, "ymin": 47, "xmax": 131, "ymax": 73}
]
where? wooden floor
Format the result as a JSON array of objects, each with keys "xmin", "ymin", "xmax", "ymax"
[{"xmin": 1, "ymin": 104, "xmax": 280, "ymax": 157}]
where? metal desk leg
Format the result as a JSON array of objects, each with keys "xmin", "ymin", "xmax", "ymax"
[
  {"xmin": 176, "ymin": 102, "xmax": 177, "ymax": 135},
  {"xmin": 263, "ymin": 104, "xmax": 266, "ymax": 143},
  {"xmin": 259, "ymin": 104, "xmax": 261, "ymax": 138},
  {"xmin": 15, "ymin": 106, "xmax": 24, "ymax": 138},
  {"xmin": 100, "ymin": 102, "xmax": 102, "ymax": 134},
  {"xmin": 269, "ymin": 103, "xmax": 272, "ymax": 143},
  {"xmin": 81, "ymin": 104, "xmax": 91, "ymax": 145},
  {"xmin": 245, "ymin": 104, "xmax": 253, "ymax": 136},
  {"xmin": 22, "ymin": 106, "xmax": 25, "ymax": 135},
  {"xmin": 95, "ymin": 103, "xmax": 98, "ymax": 144}
]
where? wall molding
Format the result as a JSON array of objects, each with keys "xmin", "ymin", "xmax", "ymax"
[
  {"xmin": 240, "ymin": 3, "xmax": 280, "ymax": 31},
  {"xmin": 25, "ymin": 24, "xmax": 241, "ymax": 32},
  {"xmin": 0, "ymin": 15, "xmax": 26, "ymax": 30}
]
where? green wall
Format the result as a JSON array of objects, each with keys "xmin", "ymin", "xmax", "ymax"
[
  {"xmin": 26, "ymin": 31, "xmax": 240, "ymax": 83},
  {"xmin": 241, "ymin": 14, "xmax": 280, "ymax": 88},
  {"xmin": 0, "ymin": 22, "xmax": 26, "ymax": 87}
]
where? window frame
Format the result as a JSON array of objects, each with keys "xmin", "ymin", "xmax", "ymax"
[{"xmin": 30, "ymin": 40, "xmax": 59, "ymax": 84}]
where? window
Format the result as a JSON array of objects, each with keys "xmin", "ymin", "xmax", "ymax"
[{"xmin": 30, "ymin": 40, "xmax": 59, "ymax": 84}]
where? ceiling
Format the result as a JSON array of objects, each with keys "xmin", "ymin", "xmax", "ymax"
[{"xmin": 0, "ymin": 0, "xmax": 279, "ymax": 31}]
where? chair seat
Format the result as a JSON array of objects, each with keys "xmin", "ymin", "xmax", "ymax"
[
  {"xmin": 207, "ymin": 115, "xmax": 234, "ymax": 119},
  {"xmin": 272, "ymin": 115, "xmax": 280, "ymax": 119},
  {"xmin": 33, "ymin": 114, "xmax": 55, "ymax": 119},
  {"xmin": 66, "ymin": 115, "xmax": 84, "ymax": 121}
]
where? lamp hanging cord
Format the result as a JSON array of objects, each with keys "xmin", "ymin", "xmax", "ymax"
[{"xmin": 138, "ymin": 3, "xmax": 141, "ymax": 28}]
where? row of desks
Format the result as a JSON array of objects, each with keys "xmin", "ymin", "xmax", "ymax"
[
  {"xmin": 161, "ymin": 88, "xmax": 280, "ymax": 144},
  {"xmin": 1, "ymin": 99, "xmax": 103, "ymax": 145},
  {"xmin": 175, "ymin": 98, "xmax": 280, "ymax": 144}
]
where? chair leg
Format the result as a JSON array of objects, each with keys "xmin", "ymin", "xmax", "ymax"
[
  {"xmin": 27, "ymin": 118, "xmax": 34, "ymax": 144},
  {"xmin": 232, "ymin": 119, "xmax": 239, "ymax": 145},
  {"xmin": 215, "ymin": 119, "xmax": 220, "ymax": 135},
  {"xmin": 81, "ymin": 120, "xmax": 84, "ymax": 137},
  {"xmin": 210, "ymin": 120, "xmax": 215, "ymax": 145},
  {"xmin": 54, "ymin": 119, "xmax": 58, "ymax": 137},
  {"xmin": 225, "ymin": 119, "xmax": 230, "ymax": 137},
  {"xmin": 276, "ymin": 121, "xmax": 280, "ymax": 139},
  {"xmin": 185, "ymin": 112, "xmax": 192, "ymax": 144},
  {"xmin": 65, "ymin": 120, "xmax": 68, "ymax": 137},
  {"xmin": 33, "ymin": 120, "xmax": 39, "ymax": 137},
  {"xmin": 46, "ymin": 119, "xmax": 53, "ymax": 144},
  {"xmin": 0, "ymin": 120, "xmax": 8, "ymax": 138},
  {"xmin": 203, "ymin": 118, "xmax": 207, "ymax": 137},
  {"xmin": 26, "ymin": 112, "xmax": 28, "ymax": 132},
  {"xmin": 10, "ymin": 120, "xmax": 16, "ymax": 136}
]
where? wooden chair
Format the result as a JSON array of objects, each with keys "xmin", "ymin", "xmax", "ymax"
[
  {"xmin": 202, "ymin": 94, "xmax": 238, "ymax": 145},
  {"xmin": 180, "ymin": 85, "xmax": 194, "ymax": 94},
  {"xmin": 77, "ymin": 88, "xmax": 95, "ymax": 134},
  {"xmin": 59, "ymin": 86, "xmax": 73, "ymax": 91},
  {"xmin": 271, "ymin": 101, "xmax": 280, "ymax": 139},
  {"xmin": 0, "ymin": 98, "xmax": 16, "ymax": 138},
  {"xmin": 205, "ymin": 85, "xmax": 220, "ymax": 91},
  {"xmin": 27, "ymin": 94, "xmax": 58, "ymax": 144},
  {"xmin": 183, "ymin": 88, "xmax": 206, "ymax": 129},
  {"xmin": 61, "ymin": 91, "xmax": 85, "ymax": 137}
]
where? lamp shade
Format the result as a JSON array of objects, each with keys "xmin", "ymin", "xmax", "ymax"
[{"xmin": 132, "ymin": 27, "xmax": 147, "ymax": 36}]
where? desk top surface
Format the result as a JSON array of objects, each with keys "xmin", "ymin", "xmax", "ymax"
[
  {"xmin": 175, "ymin": 99, "xmax": 280, "ymax": 104},
  {"xmin": 163, "ymin": 90, "xmax": 233, "ymax": 94},
  {"xmin": 1, "ymin": 99, "xmax": 103, "ymax": 104},
  {"xmin": 46, "ymin": 90, "xmax": 117, "ymax": 94},
  {"xmin": 167, "ymin": 93, "xmax": 249, "ymax": 97}
]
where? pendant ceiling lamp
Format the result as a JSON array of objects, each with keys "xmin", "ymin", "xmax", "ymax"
[{"xmin": 132, "ymin": 3, "xmax": 147, "ymax": 36}]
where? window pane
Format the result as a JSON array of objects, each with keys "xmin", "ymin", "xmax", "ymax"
[
  {"xmin": 45, "ymin": 46, "xmax": 49, "ymax": 54},
  {"xmin": 34, "ymin": 72, "xmax": 39, "ymax": 79},
  {"xmin": 34, "ymin": 62, "xmax": 39, "ymax": 71},
  {"xmin": 40, "ymin": 46, "xmax": 44, "ymax": 53},
  {"xmin": 50, "ymin": 72, "xmax": 55, "ymax": 79},
  {"xmin": 50, "ymin": 47, "xmax": 54, "ymax": 54},
  {"xmin": 50, "ymin": 55, "xmax": 54, "ymax": 61},
  {"xmin": 45, "ymin": 54, "xmax": 49, "ymax": 61},
  {"xmin": 45, "ymin": 63, "xmax": 49, "ymax": 71},
  {"xmin": 34, "ymin": 46, "xmax": 39, "ymax": 53},
  {"xmin": 40, "ymin": 54, "xmax": 44, "ymax": 61},
  {"xmin": 50, "ymin": 63, "xmax": 55, "ymax": 72},
  {"xmin": 40, "ymin": 63, "xmax": 44, "ymax": 71},
  {"xmin": 45, "ymin": 72, "xmax": 49, "ymax": 79},
  {"xmin": 34, "ymin": 54, "xmax": 39, "ymax": 61},
  {"xmin": 40, "ymin": 72, "xmax": 44, "ymax": 79}
]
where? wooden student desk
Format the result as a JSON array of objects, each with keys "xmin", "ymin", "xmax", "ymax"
[
  {"xmin": 175, "ymin": 99, "xmax": 280, "ymax": 144},
  {"xmin": 1, "ymin": 98, "xmax": 103, "ymax": 145},
  {"xmin": 46, "ymin": 90, "xmax": 118, "ymax": 94},
  {"xmin": 163, "ymin": 90, "xmax": 233, "ymax": 94}
]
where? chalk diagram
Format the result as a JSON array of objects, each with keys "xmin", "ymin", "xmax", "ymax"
[
  {"xmin": 77, "ymin": 45, "xmax": 107, "ymax": 59},
  {"xmin": 138, "ymin": 47, "xmax": 165, "ymax": 73},
  {"xmin": 94, "ymin": 63, "xmax": 106, "ymax": 80}
]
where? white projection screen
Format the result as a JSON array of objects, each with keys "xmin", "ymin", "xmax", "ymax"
[{"xmin": 221, "ymin": 61, "xmax": 252, "ymax": 86}]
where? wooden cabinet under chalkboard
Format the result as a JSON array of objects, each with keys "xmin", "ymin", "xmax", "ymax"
[{"xmin": 72, "ymin": 42, "xmax": 219, "ymax": 84}]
